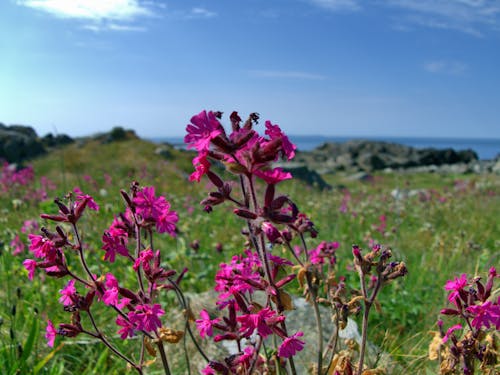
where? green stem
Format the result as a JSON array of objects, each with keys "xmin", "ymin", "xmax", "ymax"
[{"xmin": 87, "ymin": 310, "xmax": 142, "ymax": 374}]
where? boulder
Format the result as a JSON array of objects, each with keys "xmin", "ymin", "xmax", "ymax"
[
  {"xmin": 0, "ymin": 125, "xmax": 46, "ymax": 163},
  {"xmin": 297, "ymin": 140, "xmax": 480, "ymax": 173},
  {"xmin": 280, "ymin": 163, "xmax": 332, "ymax": 190}
]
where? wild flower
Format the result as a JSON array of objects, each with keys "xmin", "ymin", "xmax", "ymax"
[
  {"xmin": 21, "ymin": 110, "xmax": 411, "ymax": 375},
  {"xmin": 45, "ymin": 320, "xmax": 56, "ymax": 348},
  {"xmin": 432, "ymin": 267, "xmax": 499, "ymax": 374}
]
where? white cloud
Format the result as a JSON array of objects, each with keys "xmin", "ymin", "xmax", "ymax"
[
  {"xmin": 424, "ymin": 60, "xmax": 467, "ymax": 75},
  {"xmin": 19, "ymin": 0, "xmax": 154, "ymax": 21},
  {"xmin": 187, "ymin": 7, "xmax": 217, "ymax": 19},
  {"xmin": 82, "ymin": 22, "xmax": 147, "ymax": 32},
  {"xmin": 310, "ymin": 0, "xmax": 361, "ymax": 12},
  {"xmin": 249, "ymin": 70, "xmax": 327, "ymax": 80},
  {"xmin": 384, "ymin": 0, "xmax": 500, "ymax": 36}
]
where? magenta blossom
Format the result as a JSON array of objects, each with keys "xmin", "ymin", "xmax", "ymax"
[
  {"xmin": 185, "ymin": 110, "xmax": 223, "ymax": 152},
  {"xmin": 21, "ymin": 220, "xmax": 39, "ymax": 234},
  {"xmin": 189, "ymin": 152, "xmax": 211, "ymax": 182},
  {"xmin": 133, "ymin": 248, "xmax": 155, "ymax": 271},
  {"xmin": 254, "ymin": 168, "xmax": 292, "ymax": 185},
  {"xmin": 102, "ymin": 273, "xmax": 120, "ymax": 306},
  {"xmin": 74, "ymin": 188, "xmax": 99, "ymax": 211},
  {"xmin": 45, "ymin": 320, "xmax": 57, "ymax": 347},
  {"xmin": 442, "ymin": 324, "xmax": 462, "ymax": 343},
  {"xmin": 444, "ymin": 273, "xmax": 468, "ymax": 306},
  {"xmin": 116, "ymin": 316, "xmax": 136, "ymax": 339},
  {"xmin": 59, "ymin": 279, "xmax": 77, "ymax": 306},
  {"xmin": 130, "ymin": 303, "xmax": 165, "ymax": 332},
  {"xmin": 101, "ymin": 230, "xmax": 129, "ymax": 263},
  {"xmin": 278, "ymin": 331, "xmax": 305, "ymax": 358},
  {"xmin": 11, "ymin": 235, "xmax": 25, "ymax": 255},
  {"xmin": 237, "ymin": 307, "xmax": 284, "ymax": 339},
  {"xmin": 28, "ymin": 234, "xmax": 57, "ymax": 261},
  {"xmin": 156, "ymin": 202, "xmax": 178, "ymax": 236},
  {"xmin": 133, "ymin": 186, "xmax": 166, "ymax": 221},
  {"xmin": 196, "ymin": 309, "xmax": 221, "ymax": 339},
  {"xmin": 466, "ymin": 300, "xmax": 500, "ymax": 330},
  {"xmin": 265, "ymin": 121, "xmax": 296, "ymax": 160},
  {"xmin": 23, "ymin": 259, "xmax": 37, "ymax": 280}
]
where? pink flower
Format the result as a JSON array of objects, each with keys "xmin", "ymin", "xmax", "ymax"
[
  {"xmin": 196, "ymin": 309, "xmax": 221, "ymax": 339},
  {"xmin": 156, "ymin": 203, "xmax": 178, "ymax": 236},
  {"xmin": 237, "ymin": 307, "xmax": 284, "ymax": 339},
  {"xmin": 23, "ymin": 259, "xmax": 37, "ymax": 280},
  {"xmin": 74, "ymin": 188, "xmax": 99, "ymax": 211},
  {"xmin": 21, "ymin": 220, "xmax": 39, "ymax": 234},
  {"xmin": 133, "ymin": 186, "xmax": 167, "ymax": 221},
  {"xmin": 59, "ymin": 279, "xmax": 77, "ymax": 306},
  {"xmin": 189, "ymin": 152, "xmax": 211, "ymax": 182},
  {"xmin": 45, "ymin": 320, "xmax": 57, "ymax": 347},
  {"xmin": 185, "ymin": 110, "xmax": 223, "ymax": 152},
  {"xmin": 130, "ymin": 304, "xmax": 164, "ymax": 332},
  {"xmin": 442, "ymin": 324, "xmax": 462, "ymax": 343},
  {"xmin": 278, "ymin": 331, "xmax": 305, "ymax": 358},
  {"xmin": 102, "ymin": 273, "xmax": 120, "ymax": 306},
  {"xmin": 133, "ymin": 248, "xmax": 154, "ymax": 271},
  {"xmin": 116, "ymin": 316, "xmax": 135, "ymax": 339},
  {"xmin": 101, "ymin": 231, "xmax": 129, "ymax": 262},
  {"xmin": 28, "ymin": 234, "xmax": 57, "ymax": 261},
  {"xmin": 11, "ymin": 235, "xmax": 25, "ymax": 255},
  {"xmin": 254, "ymin": 168, "xmax": 292, "ymax": 185},
  {"xmin": 265, "ymin": 121, "xmax": 296, "ymax": 160},
  {"xmin": 444, "ymin": 274, "xmax": 468, "ymax": 306},
  {"xmin": 201, "ymin": 365, "xmax": 216, "ymax": 375},
  {"xmin": 466, "ymin": 300, "xmax": 500, "ymax": 330},
  {"xmin": 108, "ymin": 217, "xmax": 129, "ymax": 239}
]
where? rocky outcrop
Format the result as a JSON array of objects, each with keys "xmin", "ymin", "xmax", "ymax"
[
  {"xmin": 280, "ymin": 163, "xmax": 332, "ymax": 190},
  {"xmin": 0, "ymin": 123, "xmax": 46, "ymax": 163},
  {"xmin": 0, "ymin": 123, "xmax": 75, "ymax": 163},
  {"xmin": 295, "ymin": 140, "xmax": 480, "ymax": 173}
]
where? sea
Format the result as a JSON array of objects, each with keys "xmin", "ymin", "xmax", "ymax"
[{"xmin": 150, "ymin": 135, "xmax": 500, "ymax": 161}]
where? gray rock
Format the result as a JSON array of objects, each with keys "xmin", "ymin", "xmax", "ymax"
[
  {"xmin": 279, "ymin": 162, "xmax": 332, "ymax": 190},
  {"xmin": 296, "ymin": 140, "xmax": 480, "ymax": 173},
  {"xmin": 0, "ymin": 125, "xmax": 46, "ymax": 163}
]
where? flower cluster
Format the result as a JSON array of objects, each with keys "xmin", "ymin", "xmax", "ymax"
[
  {"xmin": 430, "ymin": 267, "xmax": 500, "ymax": 374},
  {"xmin": 23, "ymin": 184, "xmax": 181, "ymax": 374},
  {"xmin": 22, "ymin": 110, "xmax": 412, "ymax": 375},
  {"xmin": 1, "ymin": 162, "xmax": 56, "ymax": 201},
  {"xmin": 184, "ymin": 111, "xmax": 315, "ymax": 373}
]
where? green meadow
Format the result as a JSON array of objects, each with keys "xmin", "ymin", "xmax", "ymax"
[{"xmin": 0, "ymin": 137, "xmax": 498, "ymax": 374}]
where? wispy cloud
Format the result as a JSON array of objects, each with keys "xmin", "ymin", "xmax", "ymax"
[
  {"xmin": 309, "ymin": 0, "xmax": 361, "ymax": 12},
  {"xmin": 424, "ymin": 60, "xmax": 467, "ymax": 75},
  {"xmin": 248, "ymin": 70, "xmax": 327, "ymax": 80},
  {"xmin": 18, "ymin": 0, "xmax": 157, "ymax": 31},
  {"xmin": 187, "ymin": 7, "xmax": 217, "ymax": 19},
  {"xmin": 384, "ymin": 0, "xmax": 500, "ymax": 36},
  {"xmin": 83, "ymin": 23, "xmax": 147, "ymax": 32}
]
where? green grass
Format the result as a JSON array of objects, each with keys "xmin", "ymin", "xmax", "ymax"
[{"xmin": 0, "ymin": 137, "xmax": 498, "ymax": 373}]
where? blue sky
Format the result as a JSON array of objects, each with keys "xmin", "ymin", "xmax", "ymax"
[{"xmin": 1, "ymin": 0, "xmax": 499, "ymax": 138}]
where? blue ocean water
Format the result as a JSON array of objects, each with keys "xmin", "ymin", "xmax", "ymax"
[{"xmin": 151, "ymin": 135, "xmax": 500, "ymax": 160}]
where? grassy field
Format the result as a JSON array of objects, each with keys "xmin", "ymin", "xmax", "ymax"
[{"xmin": 0, "ymin": 137, "xmax": 498, "ymax": 374}]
